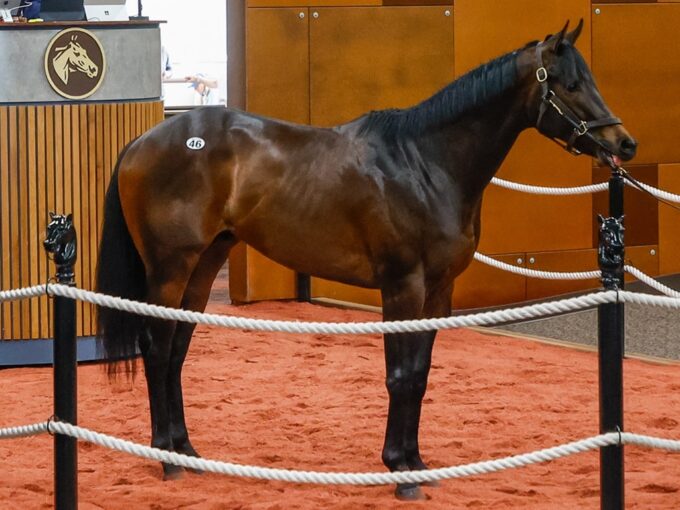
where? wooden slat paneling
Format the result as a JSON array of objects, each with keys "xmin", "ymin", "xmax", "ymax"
[
  {"xmin": 0, "ymin": 107, "xmax": 10, "ymax": 339},
  {"xmin": 0, "ymin": 101, "xmax": 164, "ymax": 340}
]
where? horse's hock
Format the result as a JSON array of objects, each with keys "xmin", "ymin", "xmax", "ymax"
[
  {"xmin": 0, "ymin": 21, "xmax": 164, "ymax": 344},
  {"xmin": 227, "ymin": 0, "xmax": 680, "ymax": 309}
]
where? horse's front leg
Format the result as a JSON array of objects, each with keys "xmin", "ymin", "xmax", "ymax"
[
  {"xmin": 381, "ymin": 276, "xmax": 453, "ymax": 499},
  {"xmin": 380, "ymin": 273, "xmax": 429, "ymax": 500},
  {"xmin": 382, "ymin": 329, "xmax": 436, "ymax": 500},
  {"xmin": 402, "ymin": 281, "xmax": 452, "ymax": 478}
]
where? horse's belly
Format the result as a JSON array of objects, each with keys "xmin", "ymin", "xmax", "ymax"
[{"xmin": 236, "ymin": 221, "xmax": 378, "ymax": 288}]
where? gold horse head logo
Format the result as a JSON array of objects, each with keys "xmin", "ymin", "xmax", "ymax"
[
  {"xmin": 45, "ymin": 28, "xmax": 106, "ymax": 100},
  {"xmin": 52, "ymin": 35, "xmax": 99, "ymax": 85}
]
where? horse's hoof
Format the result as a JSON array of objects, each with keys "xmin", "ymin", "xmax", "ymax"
[
  {"xmin": 395, "ymin": 483, "xmax": 427, "ymax": 501},
  {"xmin": 162, "ymin": 464, "xmax": 185, "ymax": 481}
]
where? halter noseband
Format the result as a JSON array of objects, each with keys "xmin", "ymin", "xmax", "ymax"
[{"xmin": 534, "ymin": 43, "xmax": 621, "ymax": 155}]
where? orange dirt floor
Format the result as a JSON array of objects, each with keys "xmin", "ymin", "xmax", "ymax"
[{"xmin": 2, "ymin": 299, "xmax": 680, "ymax": 509}]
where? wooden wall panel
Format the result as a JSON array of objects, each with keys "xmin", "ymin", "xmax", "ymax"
[
  {"xmin": 592, "ymin": 165, "xmax": 659, "ymax": 248},
  {"xmin": 658, "ymin": 164, "xmax": 680, "ymax": 275},
  {"xmin": 454, "ymin": 254, "xmax": 527, "ymax": 309},
  {"xmin": 626, "ymin": 245, "xmax": 659, "ymax": 283},
  {"xmin": 230, "ymin": 7, "xmax": 312, "ymax": 303},
  {"xmin": 0, "ymin": 101, "xmax": 164, "ymax": 340},
  {"xmin": 455, "ymin": 0, "xmax": 594, "ymax": 254},
  {"xmin": 246, "ymin": 8, "xmax": 310, "ymax": 123},
  {"xmin": 307, "ymin": 5, "xmax": 454, "ymax": 302},
  {"xmin": 311, "ymin": 278, "xmax": 382, "ymax": 308},
  {"xmin": 592, "ymin": 4, "xmax": 680, "ymax": 164},
  {"xmin": 309, "ymin": 6, "xmax": 454, "ymax": 126},
  {"xmin": 525, "ymin": 249, "xmax": 599, "ymax": 300}
]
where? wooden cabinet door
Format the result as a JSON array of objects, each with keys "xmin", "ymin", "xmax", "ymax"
[
  {"xmin": 626, "ymin": 245, "xmax": 659, "ymax": 284},
  {"xmin": 309, "ymin": 6, "xmax": 454, "ymax": 126},
  {"xmin": 659, "ymin": 164, "xmax": 680, "ymax": 275},
  {"xmin": 455, "ymin": 0, "xmax": 594, "ymax": 255},
  {"xmin": 454, "ymin": 254, "xmax": 527, "ymax": 310},
  {"xmin": 593, "ymin": 3, "xmax": 680, "ymax": 165},
  {"xmin": 230, "ymin": 8, "xmax": 311, "ymax": 302},
  {"xmin": 308, "ymin": 5, "xmax": 454, "ymax": 302},
  {"xmin": 525, "ymin": 249, "xmax": 599, "ymax": 300}
]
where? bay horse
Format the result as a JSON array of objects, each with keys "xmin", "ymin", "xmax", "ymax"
[{"xmin": 96, "ymin": 21, "xmax": 636, "ymax": 499}]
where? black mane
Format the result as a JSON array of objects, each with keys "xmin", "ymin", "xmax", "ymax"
[{"xmin": 359, "ymin": 43, "xmax": 537, "ymax": 138}]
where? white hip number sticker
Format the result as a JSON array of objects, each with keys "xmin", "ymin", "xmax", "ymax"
[{"xmin": 186, "ymin": 137, "xmax": 206, "ymax": 150}]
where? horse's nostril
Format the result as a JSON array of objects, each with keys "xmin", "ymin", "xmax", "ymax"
[{"xmin": 620, "ymin": 137, "xmax": 638, "ymax": 156}]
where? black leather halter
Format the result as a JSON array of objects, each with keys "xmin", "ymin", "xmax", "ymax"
[{"xmin": 534, "ymin": 44, "xmax": 622, "ymax": 155}]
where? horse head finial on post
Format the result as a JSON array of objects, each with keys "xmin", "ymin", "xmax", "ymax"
[
  {"xmin": 44, "ymin": 212, "xmax": 77, "ymax": 285},
  {"xmin": 597, "ymin": 214, "xmax": 625, "ymax": 291}
]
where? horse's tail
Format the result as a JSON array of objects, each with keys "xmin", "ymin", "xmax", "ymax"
[{"xmin": 96, "ymin": 141, "xmax": 146, "ymax": 377}]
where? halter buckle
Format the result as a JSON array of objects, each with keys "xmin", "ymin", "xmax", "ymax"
[
  {"xmin": 576, "ymin": 121, "xmax": 588, "ymax": 136},
  {"xmin": 536, "ymin": 67, "xmax": 548, "ymax": 83}
]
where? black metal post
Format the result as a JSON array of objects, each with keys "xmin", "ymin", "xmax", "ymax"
[
  {"xmin": 44, "ymin": 213, "xmax": 78, "ymax": 510},
  {"xmin": 597, "ymin": 169, "xmax": 625, "ymax": 510},
  {"xmin": 296, "ymin": 273, "xmax": 311, "ymax": 302},
  {"xmin": 128, "ymin": 1, "xmax": 149, "ymax": 21}
]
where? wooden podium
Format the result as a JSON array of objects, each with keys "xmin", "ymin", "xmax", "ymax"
[{"xmin": 0, "ymin": 21, "xmax": 164, "ymax": 359}]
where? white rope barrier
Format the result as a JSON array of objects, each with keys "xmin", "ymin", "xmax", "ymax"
[
  {"xmin": 0, "ymin": 284, "xmax": 48, "ymax": 303},
  {"xmin": 628, "ymin": 180, "xmax": 680, "ymax": 204},
  {"xmin": 623, "ymin": 266, "xmax": 680, "ymax": 298},
  {"xmin": 473, "ymin": 252, "xmax": 601, "ymax": 280},
  {"xmin": 1, "ymin": 421, "xmax": 679, "ymax": 485},
  {"xmin": 45, "ymin": 283, "xmax": 618, "ymax": 334},
  {"xmin": 473, "ymin": 251, "xmax": 680, "ymax": 299},
  {"xmin": 0, "ymin": 422, "xmax": 49, "ymax": 439},
  {"xmin": 491, "ymin": 177, "xmax": 609, "ymax": 195},
  {"xmin": 490, "ymin": 176, "xmax": 680, "ymax": 203}
]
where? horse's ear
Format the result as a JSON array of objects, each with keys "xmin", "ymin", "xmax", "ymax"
[
  {"xmin": 598, "ymin": 214, "xmax": 605, "ymax": 225},
  {"xmin": 551, "ymin": 20, "xmax": 570, "ymax": 52},
  {"xmin": 566, "ymin": 18, "xmax": 584, "ymax": 46},
  {"xmin": 66, "ymin": 213, "xmax": 73, "ymax": 222}
]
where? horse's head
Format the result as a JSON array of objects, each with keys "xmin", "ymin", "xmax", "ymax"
[
  {"xmin": 55, "ymin": 37, "xmax": 99, "ymax": 79},
  {"xmin": 44, "ymin": 212, "xmax": 77, "ymax": 268},
  {"xmin": 527, "ymin": 20, "xmax": 637, "ymax": 167}
]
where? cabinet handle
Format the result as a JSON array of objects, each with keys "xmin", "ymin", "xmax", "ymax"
[
  {"xmin": 299, "ymin": 12, "xmax": 305, "ymax": 19},
  {"xmin": 444, "ymin": 10, "xmax": 451, "ymax": 17},
  {"xmin": 516, "ymin": 258, "xmax": 524, "ymax": 265},
  {"xmin": 528, "ymin": 257, "xmax": 535, "ymax": 264},
  {"xmin": 312, "ymin": 11, "xmax": 319, "ymax": 19}
]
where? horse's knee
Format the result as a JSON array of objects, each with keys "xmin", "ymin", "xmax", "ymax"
[{"xmin": 385, "ymin": 367, "xmax": 429, "ymax": 400}]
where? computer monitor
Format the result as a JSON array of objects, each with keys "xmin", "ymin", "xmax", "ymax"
[
  {"xmin": 84, "ymin": 0, "xmax": 127, "ymax": 22},
  {"xmin": 39, "ymin": 0, "xmax": 86, "ymax": 21},
  {"xmin": 0, "ymin": 0, "xmax": 23, "ymax": 21}
]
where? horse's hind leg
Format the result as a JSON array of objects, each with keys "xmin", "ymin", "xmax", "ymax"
[
  {"xmin": 139, "ymin": 252, "xmax": 201, "ymax": 480},
  {"xmin": 166, "ymin": 232, "xmax": 236, "ymax": 462}
]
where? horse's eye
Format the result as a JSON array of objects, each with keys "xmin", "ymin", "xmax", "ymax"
[{"xmin": 566, "ymin": 82, "xmax": 579, "ymax": 93}]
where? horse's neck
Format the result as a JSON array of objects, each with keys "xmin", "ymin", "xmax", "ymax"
[{"xmin": 428, "ymin": 84, "xmax": 533, "ymax": 198}]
